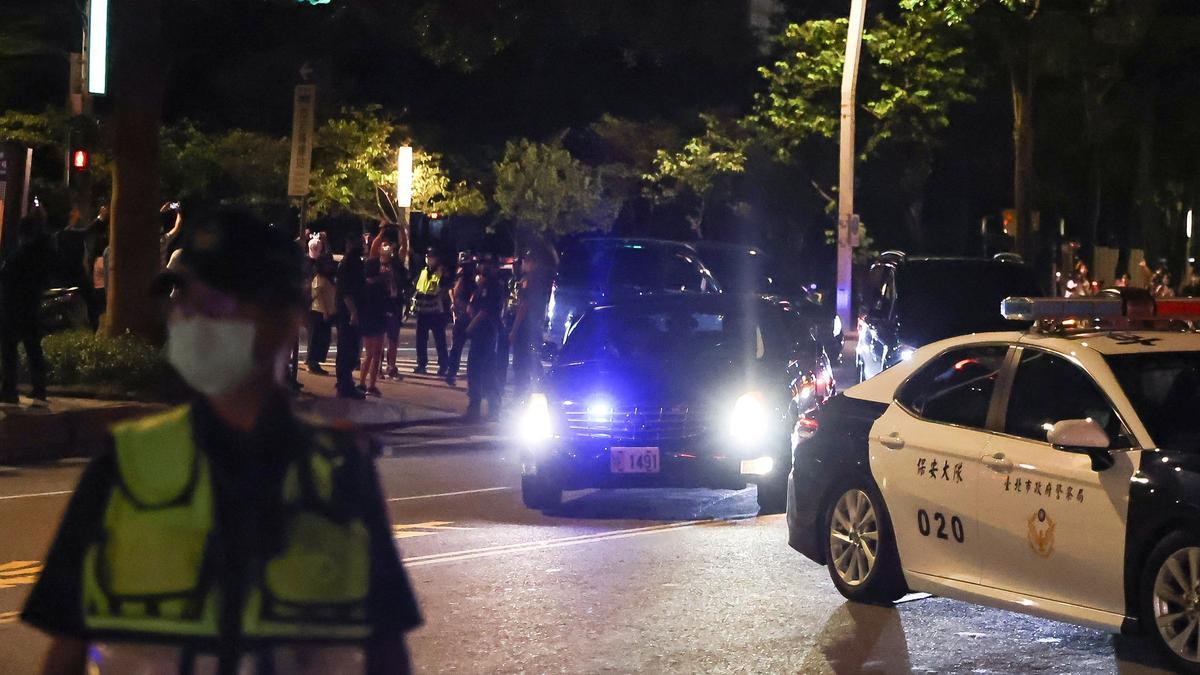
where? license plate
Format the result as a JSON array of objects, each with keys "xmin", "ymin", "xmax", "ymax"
[{"xmin": 610, "ymin": 447, "xmax": 660, "ymax": 474}]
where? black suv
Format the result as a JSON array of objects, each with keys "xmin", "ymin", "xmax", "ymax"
[
  {"xmin": 546, "ymin": 238, "xmax": 720, "ymax": 347},
  {"xmin": 855, "ymin": 252, "xmax": 1041, "ymax": 381}
]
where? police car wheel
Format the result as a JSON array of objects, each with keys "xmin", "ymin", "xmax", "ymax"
[
  {"xmin": 1142, "ymin": 531, "xmax": 1200, "ymax": 673},
  {"xmin": 824, "ymin": 482, "xmax": 906, "ymax": 605},
  {"xmin": 521, "ymin": 474, "xmax": 562, "ymax": 511}
]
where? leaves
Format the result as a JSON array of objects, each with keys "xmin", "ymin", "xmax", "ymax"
[
  {"xmin": 307, "ymin": 105, "xmax": 485, "ymax": 222},
  {"xmin": 494, "ymin": 138, "xmax": 617, "ymax": 238},
  {"xmin": 644, "ymin": 113, "xmax": 749, "ymax": 206}
]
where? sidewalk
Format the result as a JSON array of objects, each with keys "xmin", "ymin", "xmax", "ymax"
[{"xmin": 0, "ymin": 326, "xmax": 512, "ymax": 464}]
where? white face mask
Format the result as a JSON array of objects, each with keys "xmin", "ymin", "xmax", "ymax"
[{"xmin": 166, "ymin": 315, "xmax": 257, "ymax": 397}]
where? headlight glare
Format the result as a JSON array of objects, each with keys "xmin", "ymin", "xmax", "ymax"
[
  {"xmin": 518, "ymin": 393, "xmax": 553, "ymax": 443},
  {"xmin": 728, "ymin": 391, "xmax": 769, "ymax": 445}
]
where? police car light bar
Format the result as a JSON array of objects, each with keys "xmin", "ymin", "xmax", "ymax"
[
  {"xmin": 1000, "ymin": 297, "xmax": 1124, "ymax": 322},
  {"xmin": 1150, "ymin": 298, "xmax": 1200, "ymax": 319}
]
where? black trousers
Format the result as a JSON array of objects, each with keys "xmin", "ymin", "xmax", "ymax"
[
  {"xmin": 1, "ymin": 320, "xmax": 46, "ymax": 399},
  {"xmin": 447, "ymin": 318, "xmax": 470, "ymax": 376},
  {"xmin": 335, "ymin": 316, "xmax": 362, "ymax": 394},
  {"xmin": 307, "ymin": 311, "xmax": 332, "ymax": 366},
  {"xmin": 495, "ymin": 317, "xmax": 513, "ymax": 390},
  {"xmin": 511, "ymin": 324, "xmax": 541, "ymax": 398},
  {"xmin": 415, "ymin": 313, "xmax": 448, "ymax": 371},
  {"xmin": 467, "ymin": 324, "xmax": 499, "ymax": 406}
]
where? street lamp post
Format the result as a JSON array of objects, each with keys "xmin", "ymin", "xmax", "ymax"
[{"xmin": 837, "ymin": 0, "xmax": 867, "ymax": 337}]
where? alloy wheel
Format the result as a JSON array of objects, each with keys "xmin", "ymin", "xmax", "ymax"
[
  {"xmin": 829, "ymin": 489, "xmax": 880, "ymax": 587},
  {"xmin": 1153, "ymin": 546, "xmax": 1200, "ymax": 663}
]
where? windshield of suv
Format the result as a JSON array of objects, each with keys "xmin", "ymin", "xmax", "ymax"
[
  {"xmin": 557, "ymin": 244, "xmax": 666, "ymax": 292},
  {"xmin": 696, "ymin": 247, "xmax": 807, "ymax": 297},
  {"xmin": 560, "ymin": 305, "xmax": 768, "ymax": 364},
  {"xmin": 1105, "ymin": 351, "xmax": 1200, "ymax": 448},
  {"xmin": 897, "ymin": 262, "xmax": 1040, "ymax": 343}
]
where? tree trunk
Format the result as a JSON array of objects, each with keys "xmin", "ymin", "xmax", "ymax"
[
  {"xmin": 1011, "ymin": 54, "xmax": 1037, "ymax": 262},
  {"xmin": 105, "ymin": 0, "xmax": 167, "ymax": 339}
]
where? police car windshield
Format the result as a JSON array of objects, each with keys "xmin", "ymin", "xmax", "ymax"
[
  {"xmin": 560, "ymin": 306, "xmax": 766, "ymax": 364},
  {"xmin": 1105, "ymin": 352, "xmax": 1200, "ymax": 448}
]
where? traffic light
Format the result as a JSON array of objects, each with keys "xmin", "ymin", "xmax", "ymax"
[{"xmin": 72, "ymin": 149, "xmax": 89, "ymax": 172}]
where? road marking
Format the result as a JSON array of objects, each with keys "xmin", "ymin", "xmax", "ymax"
[
  {"xmin": 402, "ymin": 520, "xmax": 708, "ymax": 568},
  {"xmin": 0, "ymin": 561, "xmax": 42, "ymax": 589},
  {"xmin": 387, "ymin": 487, "xmax": 510, "ymax": 502},
  {"xmin": 0, "ymin": 490, "xmax": 73, "ymax": 502},
  {"xmin": 0, "ymin": 611, "xmax": 18, "ymax": 625},
  {"xmin": 392, "ymin": 521, "xmax": 475, "ymax": 539}
]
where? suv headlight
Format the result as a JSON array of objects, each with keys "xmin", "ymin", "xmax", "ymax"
[
  {"xmin": 897, "ymin": 345, "xmax": 917, "ymax": 362},
  {"xmin": 728, "ymin": 391, "xmax": 769, "ymax": 445},
  {"xmin": 518, "ymin": 393, "xmax": 553, "ymax": 443},
  {"xmin": 832, "ymin": 314, "xmax": 843, "ymax": 337}
]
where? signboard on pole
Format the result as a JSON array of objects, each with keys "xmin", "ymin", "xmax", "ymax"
[{"xmin": 287, "ymin": 84, "xmax": 317, "ymax": 197}]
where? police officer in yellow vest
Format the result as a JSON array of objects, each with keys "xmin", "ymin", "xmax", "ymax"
[
  {"xmin": 22, "ymin": 210, "xmax": 420, "ymax": 674},
  {"xmin": 410, "ymin": 247, "xmax": 450, "ymax": 375}
]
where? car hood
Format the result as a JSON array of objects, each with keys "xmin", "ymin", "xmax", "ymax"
[{"xmin": 547, "ymin": 358, "xmax": 776, "ymax": 408}]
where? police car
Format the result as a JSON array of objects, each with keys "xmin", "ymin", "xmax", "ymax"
[{"xmin": 787, "ymin": 293, "xmax": 1200, "ymax": 672}]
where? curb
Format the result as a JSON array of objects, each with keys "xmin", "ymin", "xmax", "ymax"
[{"xmin": 0, "ymin": 402, "xmax": 168, "ymax": 464}]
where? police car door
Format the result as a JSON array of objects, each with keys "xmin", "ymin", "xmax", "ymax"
[
  {"xmin": 871, "ymin": 345, "xmax": 1009, "ymax": 584},
  {"xmin": 978, "ymin": 347, "xmax": 1138, "ymax": 618}
]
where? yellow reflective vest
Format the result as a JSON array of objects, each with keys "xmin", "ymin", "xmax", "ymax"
[
  {"xmin": 412, "ymin": 267, "xmax": 445, "ymax": 315},
  {"xmin": 82, "ymin": 406, "xmax": 372, "ymax": 642}
]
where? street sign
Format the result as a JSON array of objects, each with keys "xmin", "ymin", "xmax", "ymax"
[{"xmin": 287, "ymin": 84, "xmax": 317, "ymax": 197}]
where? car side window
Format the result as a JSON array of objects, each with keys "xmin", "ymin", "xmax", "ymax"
[
  {"xmin": 1004, "ymin": 350, "xmax": 1129, "ymax": 447},
  {"xmin": 663, "ymin": 253, "xmax": 704, "ymax": 292},
  {"xmin": 897, "ymin": 346, "xmax": 1009, "ymax": 429}
]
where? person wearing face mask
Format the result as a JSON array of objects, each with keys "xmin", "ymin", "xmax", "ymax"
[{"xmin": 21, "ymin": 210, "xmax": 421, "ymax": 675}]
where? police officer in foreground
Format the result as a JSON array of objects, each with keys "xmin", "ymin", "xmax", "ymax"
[{"xmin": 22, "ymin": 211, "xmax": 420, "ymax": 674}]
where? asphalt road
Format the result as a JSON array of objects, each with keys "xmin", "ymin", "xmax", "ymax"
[{"xmin": 0, "ymin": 422, "xmax": 1181, "ymax": 674}]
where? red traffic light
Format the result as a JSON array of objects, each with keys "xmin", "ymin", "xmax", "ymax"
[{"xmin": 72, "ymin": 149, "xmax": 88, "ymax": 170}]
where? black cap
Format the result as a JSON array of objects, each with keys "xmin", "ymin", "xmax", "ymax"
[{"xmin": 156, "ymin": 210, "xmax": 306, "ymax": 309}]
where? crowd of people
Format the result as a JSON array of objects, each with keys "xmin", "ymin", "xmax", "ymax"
[
  {"xmin": 1063, "ymin": 257, "xmax": 1200, "ymax": 298},
  {"xmin": 303, "ymin": 222, "xmax": 553, "ymax": 421}
]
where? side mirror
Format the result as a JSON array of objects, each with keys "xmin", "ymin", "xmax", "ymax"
[{"xmin": 1048, "ymin": 419, "xmax": 1114, "ymax": 471}]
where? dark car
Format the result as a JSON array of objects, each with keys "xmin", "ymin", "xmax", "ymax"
[
  {"xmin": 516, "ymin": 293, "xmax": 834, "ymax": 514},
  {"xmin": 687, "ymin": 240, "xmax": 844, "ymax": 363},
  {"xmin": 855, "ymin": 252, "xmax": 1041, "ymax": 381},
  {"xmin": 546, "ymin": 238, "xmax": 721, "ymax": 348}
]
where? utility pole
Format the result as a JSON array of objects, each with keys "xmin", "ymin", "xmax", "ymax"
[{"xmin": 837, "ymin": 0, "xmax": 867, "ymax": 336}]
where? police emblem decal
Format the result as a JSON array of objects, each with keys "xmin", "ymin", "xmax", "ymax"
[{"xmin": 1027, "ymin": 508, "xmax": 1056, "ymax": 558}]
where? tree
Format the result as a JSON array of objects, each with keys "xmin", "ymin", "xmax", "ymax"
[
  {"xmin": 749, "ymin": 9, "xmax": 976, "ymax": 246},
  {"xmin": 643, "ymin": 113, "xmax": 748, "ymax": 239},
  {"xmin": 494, "ymin": 137, "xmax": 618, "ymax": 247},
  {"xmin": 105, "ymin": 0, "xmax": 167, "ymax": 339},
  {"xmin": 159, "ymin": 122, "xmax": 290, "ymax": 216},
  {"xmin": 899, "ymin": 0, "xmax": 1107, "ymax": 260},
  {"xmin": 307, "ymin": 105, "xmax": 485, "ymax": 224}
]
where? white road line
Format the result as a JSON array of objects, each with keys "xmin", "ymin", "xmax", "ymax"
[
  {"xmin": 387, "ymin": 486, "xmax": 511, "ymax": 502},
  {"xmin": 385, "ymin": 435, "xmax": 502, "ymax": 450},
  {"xmin": 402, "ymin": 520, "xmax": 707, "ymax": 567},
  {"xmin": 0, "ymin": 490, "xmax": 73, "ymax": 502}
]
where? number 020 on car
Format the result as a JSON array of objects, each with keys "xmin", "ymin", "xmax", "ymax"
[{"xmin": 610, "ymin": 447, "xmax": 660, "ymax": 473}]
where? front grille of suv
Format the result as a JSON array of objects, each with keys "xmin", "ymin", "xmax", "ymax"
[{"xmin": 561, "ymin": 404, "xmax": 707, "ymax": 443}]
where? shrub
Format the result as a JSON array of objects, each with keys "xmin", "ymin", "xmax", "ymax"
[{"xmin": 34, "ymin": 330, "xmax": 172, "ymax": 397}]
